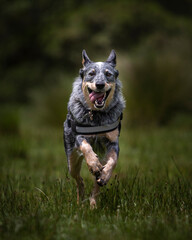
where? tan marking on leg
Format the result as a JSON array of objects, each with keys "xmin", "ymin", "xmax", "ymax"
[
  {"xmin": 104, "ymin": 149, "xmax": 117, "ymax": 172},
  {"xmin": 79, "ymin": 140, "xmax": 103, "ymax": 175},
  {"xmin": 79, "ymin": 140, "xmax": 97, "ymax": 163},
  {"xmin": 69, "ymin": 150, "xmax": 84, "ymax": 204},
  {"xmin": 90, "ymin": 179, "xmax": 100, "ymax": 209},
  {"xmin": 75, "ymin": 175, "xmax": 84, "ymax": 205},
  {"xmin": 97, "ymin": 149, "xmax": 118, "ymax": 186},
  {"xmin": 69, "ymin": 150, "xmax": 83, "ymax": 178}
]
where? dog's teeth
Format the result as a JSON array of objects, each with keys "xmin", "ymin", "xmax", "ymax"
[{"xmin": 94, "ymin": 98, "xmax": 106, "ymax": 109}]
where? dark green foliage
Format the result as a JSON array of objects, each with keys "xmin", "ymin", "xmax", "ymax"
[
  {"xmin": 126, "ymin": 35, "xmax": 192, "ymax": 126},
  {"xmin": 0, "ymin": 106, "xmax": 20, "ymax": 135},
  {"xmin": 1, "ymin": 0, "xmax": 192, "ymax": 126},
  {"xmin": 30, "ymin": 77, "xmax": 72, "ymax": 127}
]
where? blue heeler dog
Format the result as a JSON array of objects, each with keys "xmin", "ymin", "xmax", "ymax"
[{"xmin": 64, "ymin": 50, "xmax": 125, "ymax": 208}]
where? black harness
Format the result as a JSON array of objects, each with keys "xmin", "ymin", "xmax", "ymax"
[{"xmin": 68, "ymin": 113, "xmax": 123, "ymax": 135}]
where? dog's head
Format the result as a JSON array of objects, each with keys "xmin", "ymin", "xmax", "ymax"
[{"xmin": 80, "ymin": 50, "xmax": 119, "ymax": 111}]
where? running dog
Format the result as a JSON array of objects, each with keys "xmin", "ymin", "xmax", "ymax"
[{"xmin": 63, "ymin": 50, "xmax": 125, "ymax": 208}]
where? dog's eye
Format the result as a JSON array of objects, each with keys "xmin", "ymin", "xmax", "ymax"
[
  {"xmin": 89, "ymin": 71, "xmax": 95, "ymax": 76},
  {"xmin": 105, "ymin": 71, "xmax": 112, "ymax": 77}
]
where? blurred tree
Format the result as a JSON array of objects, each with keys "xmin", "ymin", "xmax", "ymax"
[
  {"xmin": 127, "ymin": 34, "xmax": 192, "ymax": 125},
  {"xmin": 0, "ymin": 0, "xmax": 191, "ymax": 126}
]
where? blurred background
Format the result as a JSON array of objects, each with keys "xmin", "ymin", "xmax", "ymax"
[
  {"xmin": 0, "ymin": 0, "xmax": 192, "ymax": 175},
  {"xmin": 0, "ymin": 0, "xmax": 192, "ymax": 129}
]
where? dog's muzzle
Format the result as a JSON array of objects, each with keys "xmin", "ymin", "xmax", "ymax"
[
  {"xmin": 88, "ymin": 87, "xmax": 111, "ymax": 109},
  {"xmin": 95, "ymin": 82, "xmax": 105, "ymax": 90}
]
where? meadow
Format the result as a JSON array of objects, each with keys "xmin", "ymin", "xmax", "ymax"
[{"xmin": 0, "ymin": 109, "xmax": 191, "ymax": 240}]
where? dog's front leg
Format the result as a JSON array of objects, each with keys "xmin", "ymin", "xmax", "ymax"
[
  {"xmin": 97, "ymin": 142, "xmax": 119, "ymax": 186},
  {"xmin": 77, "ymin": 136, "xmax": 103, "ymax": 177}
]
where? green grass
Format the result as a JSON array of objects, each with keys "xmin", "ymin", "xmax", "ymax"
[{"xmin": 0, "ymin": 112, "xmax": 192, "ymax": 240}]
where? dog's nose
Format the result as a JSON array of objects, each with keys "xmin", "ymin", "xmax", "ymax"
[{"xmin": 96, "ymin": 82, "xmax": 105, "ymax": 90}]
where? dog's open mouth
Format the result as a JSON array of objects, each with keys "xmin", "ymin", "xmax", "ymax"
[{"xmin": 88, "ymin": 87, "xmax": 111, "ymax": 109}]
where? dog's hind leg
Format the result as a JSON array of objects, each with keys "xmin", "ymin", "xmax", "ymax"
[
  {"xmin": 68, "ymin": 150, "xmax": 84, "ymax": 204},
  {"xmin": 90, "ymin": 178, "xmax": 100, "ymax": 209}
]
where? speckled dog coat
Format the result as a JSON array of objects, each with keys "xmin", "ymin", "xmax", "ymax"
[{"xmin": 63, "ymin": 50, "xmax": 125, "ymax": 207}]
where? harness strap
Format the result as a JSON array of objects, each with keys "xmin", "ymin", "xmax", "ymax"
[{"xmin": 69, "ymin": 113, "xmax": 123, "ymax": 135}]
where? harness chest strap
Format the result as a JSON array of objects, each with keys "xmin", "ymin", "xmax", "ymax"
[{"xmin": 69, "ymin": 113, "xmax": 123, "ymax": 135}]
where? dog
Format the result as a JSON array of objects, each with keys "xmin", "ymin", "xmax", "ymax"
[{"xmin": 63, "ymin": 50, "xmax": 125, "ymax": 208}]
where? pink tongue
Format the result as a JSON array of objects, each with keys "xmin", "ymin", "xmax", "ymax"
[{"xmin": 89, "ymin": 91, "xmax": 104, "ymax": 103}]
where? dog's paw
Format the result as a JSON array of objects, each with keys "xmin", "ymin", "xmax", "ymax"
[
  {"xmin": 89, "ymin": 197, "xmax": 97, "ymax": 210},
  {"xmin": 96, "ymin": 168, "xmax": 111, "ymax": 187},
  {"xmin": 96, "ymin": 178, "xmax": 107, "ymax": 186},
  {"xmin": 88, "ymin": 161, "xmax": 103, "ymax": 177}
]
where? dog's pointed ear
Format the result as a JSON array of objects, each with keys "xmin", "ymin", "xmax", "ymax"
[
  {"xmin": 106, "ymin": 49, "xmax": 116, "ymax": 67},
  {"xmin": 82, "ymin": 49, "xmax": 92, "ymax": 67}
]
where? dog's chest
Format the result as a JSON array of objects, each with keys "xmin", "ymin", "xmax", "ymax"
[
  {"xmin": 89, "ymin": 135, "xmax": 107, "ymax": 159},
  {"xmin": 82, "ymin": 128, "xmax": 119, "ymax": 159},
  {"xmin": 83, "ymin": 128, "xmax": 119, "ymax": 143}
]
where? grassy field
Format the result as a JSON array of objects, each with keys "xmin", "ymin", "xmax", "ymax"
[{"xmin": 0, "ymin": 110, "xmax": 192, "ymax": 240}]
